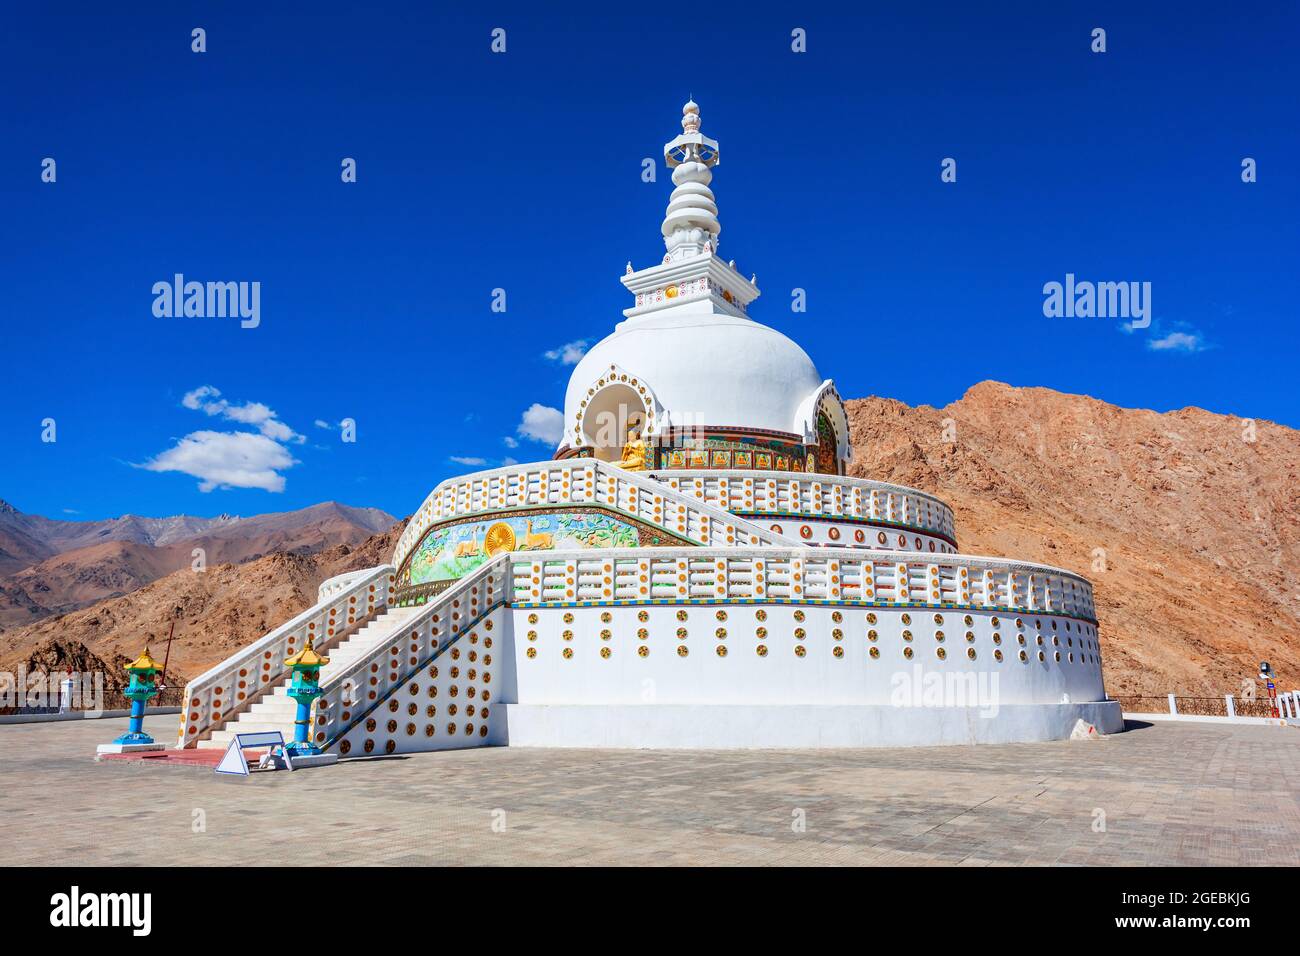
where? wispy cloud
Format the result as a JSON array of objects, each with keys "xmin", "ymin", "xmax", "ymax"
[
  {"xmin": 502, "ymin": 435, "xmax": 519, "ymax": 449},
  {"xmin": 543, "ymin": 340, "xmax": 589, "ymax": 365},
  {"xmin": 1123, "ymin": 317, "xmax": 1214, "ymax": 354},
  {"xmin": 182, "ymin": 385, "xmax": 305, "ymax": 444},
  {"xmin": 1148, "ymin": 330, "xmax": 1209, "ymax": 353},
  {"xmin": 449, "ymin": 455, "xmax": 488, "ymax": 466},
  {"xmin": 517, "ymin": 403, "xmax": 564, "ymax": 445}
]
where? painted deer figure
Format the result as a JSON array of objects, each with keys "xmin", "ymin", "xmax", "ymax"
[
  {"xmin": 522, "ymin": 518, "xmax": 553, "ymax": 550},
  {"xmin": 453, "ymin": 526, "xmax": 481, "ymax": 559}
]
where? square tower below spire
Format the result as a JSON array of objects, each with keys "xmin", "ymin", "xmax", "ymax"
[{"xmin": 620, "ymin": 252, "xmax": 760, "ymax": 324}]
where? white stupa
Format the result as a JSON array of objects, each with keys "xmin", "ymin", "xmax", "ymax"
[{"xmin": 179, "ymin": 101, "xmax": 1120, "ymax": 754}]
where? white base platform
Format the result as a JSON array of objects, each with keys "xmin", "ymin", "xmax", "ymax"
[
  {"xmin": 503, "ymin": 702, "xmax": 1125, "ymax": 749},
  {"xmin": 264, "ymin": 752, "xmax": 339, "ymax": 770},
  {"xmin": 96, "ymin": 742, "xmax": 166, "ymax": 754},
  {"xmin": 1124, "ymin": 711, "xmax": 1289, "ymax": 727}
]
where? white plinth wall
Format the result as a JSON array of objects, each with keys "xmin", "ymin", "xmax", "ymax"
[
  {"xmin": 503, "ymin": 703, "xmax": 1124, "ymax": 749},
  {"xmin": 493, "ymin": 596, "xmax": 1120, "ymax": 749}
]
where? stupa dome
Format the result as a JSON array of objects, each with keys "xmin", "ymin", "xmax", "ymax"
[{"xmin": 564, "ymin": 312, "xmax": 827, "ymax": 445}]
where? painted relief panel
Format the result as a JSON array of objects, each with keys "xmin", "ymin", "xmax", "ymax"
[{"xmin": 399, "ymin": 512, "xmax": 641, "ymax": 589}]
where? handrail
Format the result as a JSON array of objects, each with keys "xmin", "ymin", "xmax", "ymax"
[
  {"xmin": 646, "ymin": 469, "xmax": 957, "ymax": 543},
  {"xmin": 317, "ymin": 567, "xmax": 375, "ymax": 601},
  {"xmin": 392, "ymin": 459, "xmax": 798, "ymax": 573},
  {"xmin": 312, "ymin": 555, "xmax": 512, "ymax": 750},
  {"xmin": 507, "ymin": 545, "xmax": 1097, "ymax": 621},
  {"xmin": 176, "ymin": 563, "xmax": 395, "ymax": 748}
]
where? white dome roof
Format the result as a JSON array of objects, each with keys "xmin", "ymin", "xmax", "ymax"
[{"xmin": 564, "ymin": 312, "xmax": 827, "ymax": 444}]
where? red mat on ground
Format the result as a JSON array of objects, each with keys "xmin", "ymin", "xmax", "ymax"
[{"xmin": 98, "ymin": 748, "xmax": 268, "ymax": 766}]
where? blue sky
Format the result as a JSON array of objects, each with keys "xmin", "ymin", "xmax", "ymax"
[{"xmin": 2, "ymin": 2, "xmax": 1296, "ymax": 522}]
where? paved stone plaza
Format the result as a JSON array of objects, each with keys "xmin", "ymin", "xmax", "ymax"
[{"xmin": 2, "ymin": 716, "xmax": 1297, "ymax": 866}]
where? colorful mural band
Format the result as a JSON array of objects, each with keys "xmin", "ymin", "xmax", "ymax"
[
  {"xmin": 398, "ymin": 512, "xmax": 643, "ymax": 590},
  {"xmin": 658, "ymin": 434, "xmax": 823, "ymax": 473},
  {"xmin": 562, "ymin": 430, "xmax": 841, "ymax": 475}
]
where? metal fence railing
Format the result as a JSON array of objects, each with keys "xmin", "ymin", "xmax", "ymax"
[
  {"xmin": 1115, "ymin": 693, "xmax": 1292, "ymax": 720},
  {"xmin": 0, "ymin": 685, "xmax": 185, "ymax": 717}
]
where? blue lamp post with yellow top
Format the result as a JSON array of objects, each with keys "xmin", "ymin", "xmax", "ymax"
[
  {"xmin": 284, "ymin": 638, "xmax": 329, "ymax": 757},
  {"xmin": 96, "ymin": 645, "xmax": 167, "ymax": 755}
]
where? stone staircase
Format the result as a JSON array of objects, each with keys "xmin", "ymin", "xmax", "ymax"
[{"xmin": 197, "ymin": 604, "xmax": 423, "ymax": 750}]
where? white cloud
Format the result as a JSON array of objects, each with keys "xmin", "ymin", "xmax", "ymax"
[
  {"xmin": 140, "ymin": 386, "xmax": 309, "ymax": 491},
  {"xmin": 517, "ymin": 403, "xmax": 564, "ymax": 445},
  {"xmin": 502, "ymin": 435, "xmax": 519, "ymax": 449},
  {"xmin": 449, "ymin": 456, "xmax": 488, "ymax": 466},
  {"xmin": 181, "ymin": 385, "xmax": 221, "ymax": 410},
  {"xmin": 314, "ymin": 419, "xmax": 333, "ymax": 430},
  {"xmin": 138, "ymin": 431, "xmax": 298, "ymax": 492},
  {"xmin": 180, "ymin": 385, "xmax": 304, "ymax": 443},
  {"xmin": 1148, "ymin": 331, "xmax": 1207, "ymax": 353},
  {"xmin": 543, "ymin": 340, "xmax": 589, "ymax": 365}
]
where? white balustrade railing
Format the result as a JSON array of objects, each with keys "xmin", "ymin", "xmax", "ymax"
[
  {"xmin": 176, "ymin": 564, "xmax": 395, "ymax": 748},
  {"xmin": 508, "ymin": 546, "xmax": 1096, "ymax": 621},
  {"xmin": 393, "ymin": 459, "xmax": 796, "ymax": 574},
  {"xmin": 317, "ymin": 567, "xmax": 377, "ymax": 601},
  {"xmin": 313, "ymin": 556, "xmax": 512, "ymax": 750},
  {"xmin": 1278, "ymin": 691, "xmax": 1299, "ymax": 720},
  {"xmin": 648, "ymin": 470, "xmax": 957, "ymax": 543}
]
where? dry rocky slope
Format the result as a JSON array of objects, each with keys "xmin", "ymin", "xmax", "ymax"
[
  {"xmin": 847, "ymin": 382, "xmax": 1300, "ymax": 697},
  {"xmin": 4, "ymin": 382, "xmax": 1296, "ymax": 698},
  {"xmin": 0, "ymin": 524, "xmax": 405, "ymax": 692},
  {"xmin": 0, "ymin": 501, "xmax": 394, "ymax": 630}
]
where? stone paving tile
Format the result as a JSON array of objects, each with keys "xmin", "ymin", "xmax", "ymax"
[{"xmin": 1, "ymin": 716, "xmax": 1297, "ymax": 866}]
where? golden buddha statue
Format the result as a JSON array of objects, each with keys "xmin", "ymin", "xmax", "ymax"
[{"xmin": 617, "ymin": 417, "xmax": 648, "ymax": 471}]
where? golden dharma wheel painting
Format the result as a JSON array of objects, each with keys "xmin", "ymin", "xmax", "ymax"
[{"xmin": 484, "ymin": 522, "xmax": 516, "ymax": 556}]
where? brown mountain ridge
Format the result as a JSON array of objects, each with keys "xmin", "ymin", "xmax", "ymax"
[{"xmin": 0, "ymin": 501, "xmax": 396, "ymax": 631}]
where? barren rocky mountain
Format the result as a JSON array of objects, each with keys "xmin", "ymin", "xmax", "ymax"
[
  {"xmin": 0, "ymin": 523, "xmax": 406, "ymax": 693},
  {"xmin": 0, "ymin": 499, "xmax": 240, "ymax": 573},
  {"xmin": 0, "ymin": 501, "xmax": 396, "ymax": 630},
  {"xmin": 3, "ymin": 382, "xmax": 1295, "ymax": 699},
  {"xmin": 846, "ymin": 381, "xmax": 1300, "ymax": 697}
]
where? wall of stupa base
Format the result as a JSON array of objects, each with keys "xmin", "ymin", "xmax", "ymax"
[
  {"xmin": 500, "ymin": 702, "xmax": 1124, "ymax": 748},
  {"xmin": 502, "ymin": 602, "xmax": 1106, "ymax": 708},
  {"xmin": 325, "ymin": 597, "xmax": 1111, "ymax": 757}
]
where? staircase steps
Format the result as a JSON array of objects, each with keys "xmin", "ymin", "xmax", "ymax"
[{"xmin": 196, "ymin": 604, "xmax": 422, "ymax": 749}]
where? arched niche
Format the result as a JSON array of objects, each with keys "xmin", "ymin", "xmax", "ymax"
[
  {"xmin": 582, "ymin": 383, "xmax": 649, "ymax": 462},
  {"xmin": 571, "ymin": 366, "xmax": 660, "ymax": 462}
]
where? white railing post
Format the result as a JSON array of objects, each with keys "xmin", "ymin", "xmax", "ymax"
[
  {"xmin": 1225, "ymin": 694, "xmax": 1236, "ymax": 718},
  {"xmin": 1168, "ymin": 693, "xmax": 1178, "ymax": 716}
]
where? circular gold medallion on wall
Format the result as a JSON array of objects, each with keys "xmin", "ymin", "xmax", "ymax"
[{"xmin": 484, "ymin": 522, "xmax": 516, "ymax": 555}]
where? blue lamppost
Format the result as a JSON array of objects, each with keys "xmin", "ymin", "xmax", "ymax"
[
  {"xmin": 96, "ymin": 646, "xmax": 166, "ymax": 755},
  {"xmin": 284, "ymin": 639, "xmax": 329, "ymax": 756}
]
